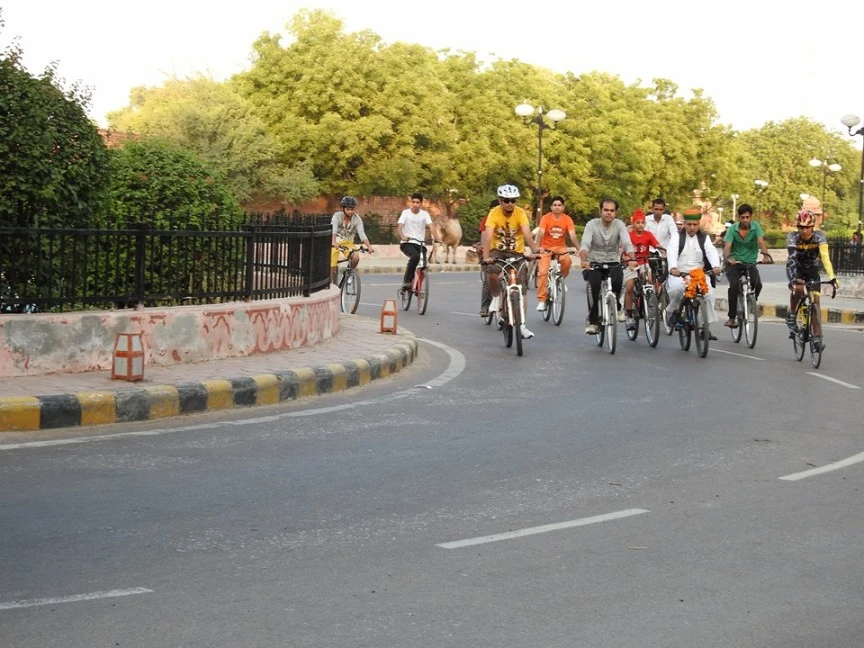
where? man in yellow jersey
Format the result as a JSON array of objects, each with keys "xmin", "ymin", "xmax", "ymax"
[{"xmin": 481, "ymin": 185, "xmax": 541, "ymax": 339}]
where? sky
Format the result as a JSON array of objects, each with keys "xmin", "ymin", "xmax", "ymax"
[{"xmin": 2, "ymin": 0, "xmax": 862, "ymax": 138}]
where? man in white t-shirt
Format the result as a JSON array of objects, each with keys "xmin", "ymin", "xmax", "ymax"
[{"xmin": 396, "ymin": 192, "xmax": 433, "ymax": 289}]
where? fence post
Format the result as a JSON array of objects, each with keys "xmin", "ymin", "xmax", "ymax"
[
  {"xmin": 134, "ymin": 223, "xmax": 147, "ymax": 308},
  {"xmin": 243, "ymin": 225, "xmax": 256, "ymax": 302},
  {"xmin": 303, "ymin": 228, "xmax": 314, "ymax": 297}
]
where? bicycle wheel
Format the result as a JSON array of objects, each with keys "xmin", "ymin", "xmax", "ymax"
[
  {"xmin": 730, "ymin": 295, "xmax": 744, "ymax": 343},
  {"xmin": 744, "ymin": 293, "xmax": 758, "ymax": 348},
  {"xmin": 530, "ymin": 260, "xmax": 539, "ymax": 288},
  {"xmin": 400, "ymin": 286, "xmax": 412, "ymax": 311},
  {"xmin": 809, "ymin": 304, "xmax": 823, "ymax": 368},
  {"xmin": 660, "ymin": 289, "xmax": 674, "ymax": 336},
  {"xmin": 512, "ymin": 290, "xmax": 523, "ymax": 357},
  {"xmin": 501, "ymin": 293, "xmax": 514, "ymax": 348},
  {"xmin": 694, "ymin": 297, "xmax": 709, "ymax": 358},
  {"xmin": 552, "ymin": 276, "xmax": 566, "ymax": 325},
  {"xmin": 679, "ymin": 303, "xmax": 692, "ymax": 351},
  {"xmin": 644, "ymin": 289, "xmax": 660, "ymax": 348},
  {"xmin": 542, "ymin": 274, "xmax": 553, "ymax": 322},
  {"xmin": 604, "ymin": 291, "xmax": 617, "ymax": 354},
  {"xmin": 626, "ymin": 293, "xmax": 639, "ymax": 342},
  {"xmin": 416, "ymin": 270, "xmax": 429, "ymax": 315},
  {"xmin": 591, "ymin": 290, "xmax": 604, "ymax": 347},
  {"xmin": 792, "ymin": 305, "xmax": 806, "ymax": 361},
  {"xmin": 341, "ymin": 271, "xmax": 361, "ymax": 314}
]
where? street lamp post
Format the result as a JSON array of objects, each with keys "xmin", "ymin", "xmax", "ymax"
[
  {"xmin": 754, "ymin": 180, "xmax": 768, "ymax": 217},
  {"xmin": 515, "ymin": 103, "xmax": 566, "ymax": 224},
  {"xmin": 731, "ymin": 193, "xmax": 740, "ymax": 217},
  {"xmin": 808, "ymin": 157, "xmax": 842, "ymax": 218},
  {"xmin": 841, "ymin": 114, "xmax": 864, "ymax": 233}
]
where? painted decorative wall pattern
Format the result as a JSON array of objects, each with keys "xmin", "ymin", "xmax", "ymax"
[{"xmin": 0, "ymin": 292, "xmax": 340, "ymax": 377}]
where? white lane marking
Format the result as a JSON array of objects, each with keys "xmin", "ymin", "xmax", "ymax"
[
  {"xmin": 806, "ymin": 372, "xmax": 861, "ymax": 389},
  {"xmin": 436, "ymin": 508, "xmax": 650, "ymax": 549},
  {"xmin": 710, "ymin": 348, "xmax": 765, "ymax": 361},
  {"xmin": 780, "ymin": 451, "xmax": 864, "ymax": 481},
  {"xmin": 0, "ymin": 588, "xmax": 152, "ymax": 611},
  {"xmin": 0, "ymin": 339, "xmax": 466, "ymax": 451}
]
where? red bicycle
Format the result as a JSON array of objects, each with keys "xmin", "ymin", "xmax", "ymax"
[{"xmin": 398, "ymin": 237, "xmax": 429, "ymax": 315}]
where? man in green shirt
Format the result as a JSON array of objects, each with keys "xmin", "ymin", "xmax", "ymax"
[{"xmin": 722, "ymin": 203, "xmax": 773, "ymax": 327}]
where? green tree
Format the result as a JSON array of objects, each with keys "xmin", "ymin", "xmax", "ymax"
[
  {"xmin": 0, "ymin": 14, "xmax": 110, "ymax": 228},
  {"xmin": 106, "ymin": 138, "xmax": 241, "ymax": 226},
  {"xmin": 107, "ymin": 76, "xmax": 317, "ymax": 205}
]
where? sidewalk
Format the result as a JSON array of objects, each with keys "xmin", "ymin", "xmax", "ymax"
[{"xmin": 0, "ymin": 316, "xmax": 417, "ymax": 433}]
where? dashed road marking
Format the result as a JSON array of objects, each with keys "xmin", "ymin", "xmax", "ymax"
[
  {"xmin": 0, "ymin": 588, "xmax": 152, "ymax": 611},
  {"xmin": 806, "ymin": 372, "xmax": 860, "ymax": 389},
  {"xmin": 780, "ymin": 451, "xmax": 864, "ymax": 481},
  {"xmin": 436, "ymin": 508, "xmax": 650, "ymax": 549}
]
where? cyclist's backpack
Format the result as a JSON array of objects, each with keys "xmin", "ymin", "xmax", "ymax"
[{"xmin": 677, "ymin": 231, "xmax": 716, "ymax": 287}]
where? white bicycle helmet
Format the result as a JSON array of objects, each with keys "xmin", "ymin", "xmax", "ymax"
[{"xmin": 496, "ymin": 185, "xmax": 520, "ymax": 199}]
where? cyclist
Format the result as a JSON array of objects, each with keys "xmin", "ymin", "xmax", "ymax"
[
  {"xmin": 645, "ymin": 198, "xmax": 679, "ymax": 251},
  {"xmin": 579, "ymin": 198, "xmax": 637, "ymax": 335},
  {"xmin": 535, "ymin": 195, "xmax": 580, "ymax": 311},
  {"xmin": 723, "ymin": 203, "xmax": 773, "ymax": 328},
  {"xmin": 623, "ymin": 210, "xmax": 665, "ymax": 331},
  {"xmin": 786, "ymin": 209, "xmax": 838, "ymax": 349},
  {"xmin": 666, "ymin": 209, "xmax": 721, "ymax": 339},
  {"xmin": 396, "ymin": 192, "xmax": 433, "ymax": 291},
  {"xmin": 481, "ymin": 185, "xmax": 541, "ymax": 339},
  {"xmin": 331, "ymin": 196, "xmax": 374, "ymax": 283}
]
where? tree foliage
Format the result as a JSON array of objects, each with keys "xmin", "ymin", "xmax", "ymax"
[
  {"xmin": 106, "ymin": 76, "xmax": 318, "ymax": 205},
  {"xmin": 106, "ymin": 139, "xmax": 242, "ymax": 227},
  {"xmin": 0, "ymin": 15, "xmax": 110, "ymax": 228}
]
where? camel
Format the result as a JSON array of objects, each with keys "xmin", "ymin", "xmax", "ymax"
[{"xmin": 429, "ymin": 216, "xmax": 462, "ymax": 264}]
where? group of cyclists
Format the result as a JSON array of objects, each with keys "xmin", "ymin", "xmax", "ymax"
[{"xmin": 329, "ymin": 186, "xmax": 840, "ymax": 351}]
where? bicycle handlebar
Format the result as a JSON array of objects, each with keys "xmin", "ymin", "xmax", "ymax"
[{"xmin": 792, "ymin": 278, "xmax": 837, "ymax": 299}]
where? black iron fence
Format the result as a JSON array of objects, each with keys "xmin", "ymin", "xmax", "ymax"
[
  {"xmin": 0, "ymin": 216, "xmax": 332, "ymax": 313},
  {"xmin": 829, "ymin": 240, "xmax": 864, "ymax": 276}
]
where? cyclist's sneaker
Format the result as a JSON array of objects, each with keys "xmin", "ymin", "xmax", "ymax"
[
  {"xmin": 616, "ymin": 310, "xmax": 626, "ymax": 323},
  {"xmin": 812, "ymin": 336, "xmax": 824, "ymax": 352},
  {"xmin": 536, "ymin": 300, "xmax": 546, "ymax": 312},
  {"xmin": 785, "ymin": 313, "xmax": 796, "ymax": 331},
  {"xmin": 625, "ymin": 315, "xmax": 636, "ymax": 331},
  {"xmin": 520, "ymin": 324, "xmax": 535, "ymax": 339},
  {"xmin": 489, "ymin": 295, "xmax": 500, "ymax": 314},
  {"xmin": 401, "ymin": 282, "xmax": 412, "ymax": 291},
  {"xmin": 585, "ymin": 323, "xmax": 599, "ymax": 335},
  {"xmin": 665, "ymin": 311, "xmax": 678, "ymax": 329},
  {"xmin": 479, "ymin": 308, "xmax": 489, "ymax": 318}
]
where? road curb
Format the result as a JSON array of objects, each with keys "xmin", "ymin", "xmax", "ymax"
[
  {"xmin": 0, "ymin": 338, "xmax": 419, "ymax": 433},
  {"xmin": 713, "ymin": 298, "xmax": 864, "ymax": 324},
  {"xmin": 358, "ymin": 264, "xmax": 478, "ymax": 274}
]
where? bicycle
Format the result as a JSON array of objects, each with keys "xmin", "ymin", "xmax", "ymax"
[
  {"xmin": 587, "ymin": 262, "xmax": 621, "ymax": 354},
  {"xmin": 397, "ymin": 237, "xmax": 430, "ymax": 315},
  {"xmin": 673, "ymin": 270, "xmax": 710, "ymax": 358},
  {"xmin": 726, "ymin": 261, "xmax": 769, "ymax": 349},
  {"xmin": 335, "ymin": 244, "xmax": 368, "ymax": 314},
  {"xmin": 790, "ymin": 279, "xmax": 836, "ymax": 369},
  {"xmin": 487, "ymin": 255, "xmax": 530, "ymax": 356},
  {"xmin": 626, "ymin": 263, "xmax": 661, "ymax": 347},
  {"xmin": 538, "ymin": 250, "xmax": 572, "ymax": 326}
]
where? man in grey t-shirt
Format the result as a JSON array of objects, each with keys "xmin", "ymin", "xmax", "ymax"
[{"xmin": 578, "ymin": 198, "xmax": 637, "ymax": 335}]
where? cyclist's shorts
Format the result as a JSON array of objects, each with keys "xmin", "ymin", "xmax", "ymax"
[
  {"xmin": 792, "ymin": 266, "xmax": 821, "ymax": 293},
  {"xmin": 331, "ymin": 239, "xmax": 354, "ymax": 268}
]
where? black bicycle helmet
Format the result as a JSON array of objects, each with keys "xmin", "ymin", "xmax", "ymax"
[{"xmin": 340, "ymin": 196, "xmax": 357, "ymax": 209}]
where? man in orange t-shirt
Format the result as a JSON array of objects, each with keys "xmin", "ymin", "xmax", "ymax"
[
  {"xmin": 535, "ymin": 196, "xmax": 580, "ymax": 311},
  {"xmin": 623, "ymin": 209, "xmax": 664, "ymax": 330}
]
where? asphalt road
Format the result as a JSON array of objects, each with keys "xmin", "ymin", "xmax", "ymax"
[{"xmin": 2, "ymin": 269, "xmax": 863, "ymax": 648}]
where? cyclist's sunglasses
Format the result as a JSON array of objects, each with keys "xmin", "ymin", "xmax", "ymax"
[{"xmin": 500, "ymin": 198, "xmax": 516, "ymax": 204}]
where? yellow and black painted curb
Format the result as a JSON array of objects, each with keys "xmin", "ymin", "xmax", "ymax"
[
  {"xmin": 714, "ymin": 298, "xmax": 864, "ymax": 325},
  {"xmin": 358, "ymin": 263, "xmax": 479, "ymax": 274},
  {"xmin": 0, "ymin": 339, "xmax": 419, "ymax": 433}
]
